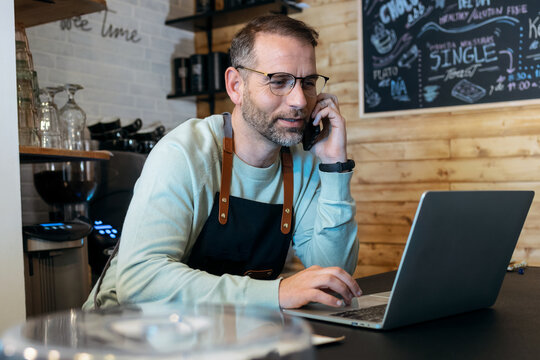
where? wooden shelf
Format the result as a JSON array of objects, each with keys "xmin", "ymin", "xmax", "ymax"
[
  {"xmin": 165, "ymin": 0, "xmax": 301, "ymax": 32},
  {"xmin": 19, "ymin": 146, "xmax": 111, "ymax": 163},
  {"xmin": 15, "ymin": 0, "xmax": 107, "ymax": 28}
]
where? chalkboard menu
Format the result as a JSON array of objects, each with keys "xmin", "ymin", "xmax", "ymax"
[{"xmin": 360, "ymin": 0, "xmax": 540, "ymax": 116}]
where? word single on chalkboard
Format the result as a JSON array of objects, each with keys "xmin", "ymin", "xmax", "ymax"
[{"xmin": 359, "ymin": 0, "xmax": 540, "ymax": 117}]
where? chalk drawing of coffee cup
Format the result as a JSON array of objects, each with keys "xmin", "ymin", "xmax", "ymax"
[{"xmin": 370, "ymin": 22, "xmax": 397, "ymax": 55}]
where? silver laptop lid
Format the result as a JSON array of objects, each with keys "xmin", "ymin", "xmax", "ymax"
[{"xmin": 382, "ymin": 191, "xmax": 534, "ymax": 329}]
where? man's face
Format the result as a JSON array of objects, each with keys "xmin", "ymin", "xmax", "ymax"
[{"xmin": 240, "ymin": 33, "xmax": 318, "ymax": 147}]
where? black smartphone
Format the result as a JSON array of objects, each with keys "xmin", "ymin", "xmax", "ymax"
[{"xmin": 302, "ymin": 118, "xmax": 321, "ymax": 151}]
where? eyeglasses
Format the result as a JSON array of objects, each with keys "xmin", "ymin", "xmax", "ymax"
[{"xmin": 236, "ymin": 66, "xmax": 329, "ymax": 97}]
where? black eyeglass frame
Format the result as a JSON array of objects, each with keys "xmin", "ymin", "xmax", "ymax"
[{"xmin": 236, "ymin": 65, "xmax": 329, "ymax": 97}]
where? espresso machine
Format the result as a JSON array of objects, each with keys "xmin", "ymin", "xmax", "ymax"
[
  {"xmin": 23, "ymin": 160, "xmax": 98, "ymax": 317},
  {"xmin": 87, "ymin": 151, "xmax": 147, "ymax": 282}
]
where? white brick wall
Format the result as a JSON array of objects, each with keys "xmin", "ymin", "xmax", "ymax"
[
  {"xmin": 22, "ymin": 0, "xmax": 197, "ymax": 224},
  {"xmin": 26, "ymin": 0, "xmax": 196, "ymax": 130}
]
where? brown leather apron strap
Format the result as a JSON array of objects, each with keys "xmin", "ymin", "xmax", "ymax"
[
  {"xmin": 219, "ymin": 113, "xmax": 234, "ymax": 225},
  {"xmin": 218, "ymin": 113, "xmax": 294, "ymax": 234},
  {"xmin": 280, "ymin": 147, "xmax": 293, "ymax": 235}
]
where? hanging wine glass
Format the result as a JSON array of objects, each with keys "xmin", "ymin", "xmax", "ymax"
[
  {"xmin": 47, "ymin": 86, "xmax": 65, "ymax": 111},
  {"xmin": 59, "ymin": 84, "xmax": 86, "ymax": 150},
  {"xmin": 47, "ymin": 86, "xmax": 66, "ymax": 140},
  {"xmin": 37, "ymin": 88, "xmax": 63, "ymax": 149}
]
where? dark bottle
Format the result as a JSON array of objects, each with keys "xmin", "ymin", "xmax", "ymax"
[
  {"xmin": 190, "ymin": 54, "xmax": 208, "ymax": 94},
  {"xmin": 174, "ymin": 57, "xmax": 190, "ymax": 95}
]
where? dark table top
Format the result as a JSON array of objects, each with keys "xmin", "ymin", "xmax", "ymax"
[{"xmin": 311, "ymin": 267, "xmax": 540, "ymax": 359}]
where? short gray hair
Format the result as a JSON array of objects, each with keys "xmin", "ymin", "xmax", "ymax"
[{"xmin": 229, "ymin": 14, "xmax": 319, "ymax": 69}]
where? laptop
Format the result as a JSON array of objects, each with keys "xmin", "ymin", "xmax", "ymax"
[{"xmin": 284, "ymin": 191, "xmax": 534, "ymax": 330}]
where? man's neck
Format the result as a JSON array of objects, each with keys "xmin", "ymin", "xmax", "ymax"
[{"xmin": 230, "ymin": 108, "xmax": 281, "ymax": 168}]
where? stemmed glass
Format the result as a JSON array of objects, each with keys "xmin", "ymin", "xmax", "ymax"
[
  {"xmin": 46, "ymin": 86, "xmax": 64, "ymax": 111},
  {"xmin": 37, "ymin": 88, "xmax": 63, "ymax": 149},
  {"xmin": 59, "ymin": 84, "xmax": 86, "ymax": 150}
]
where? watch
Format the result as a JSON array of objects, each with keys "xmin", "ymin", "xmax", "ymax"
[{"xmin": 319, "ymin": 159, "xmax": 355, "ymax": 173}]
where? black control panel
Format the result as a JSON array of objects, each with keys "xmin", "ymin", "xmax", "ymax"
[{"xmin": 23, "ymin": 219, "xmax": 93, "ymax": 242}]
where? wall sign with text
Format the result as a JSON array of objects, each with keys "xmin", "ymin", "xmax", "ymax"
[
  {"xmin": 59, "ymin": 9, "xmax": 141, "ymax": 44},
  {"xmin": 359, "ymin": 0, "xmax": 540, "ymax": 117}
]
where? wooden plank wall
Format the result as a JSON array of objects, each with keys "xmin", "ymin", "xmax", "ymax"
[{"xmin": 195, "ymin": 0, "xmax": 540, "ymax": 278}]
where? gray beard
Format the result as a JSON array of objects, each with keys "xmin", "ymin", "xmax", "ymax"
[{"xmin": 241, "ymin": 90, "xmax": 306, "ymax": 147}]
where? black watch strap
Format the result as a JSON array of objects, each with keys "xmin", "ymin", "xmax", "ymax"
[{"xmin": 319, "ymin": 159, "xmax": 355, "ymax": 173}]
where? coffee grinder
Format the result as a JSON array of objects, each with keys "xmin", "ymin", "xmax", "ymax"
[{"xmin": 23, "ymin": 160, "xmax": 99, "ymax": 317}]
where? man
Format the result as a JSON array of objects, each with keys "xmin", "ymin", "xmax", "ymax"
[{"xmin": 83, "ymin": 14, "xmax": 360, "ymax": 311}]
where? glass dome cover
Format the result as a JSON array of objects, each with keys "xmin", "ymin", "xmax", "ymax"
[{"xmin": 0, "ymin": 303, "xmax": 314, "ymax": 360}]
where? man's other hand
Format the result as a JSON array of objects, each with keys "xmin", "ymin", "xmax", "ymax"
[{"xmin": 279, "ymin": 265, "xmax": 362, "ymax": 309}]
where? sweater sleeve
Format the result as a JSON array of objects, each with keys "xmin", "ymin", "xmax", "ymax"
[
  {"xmin": 291, "ymin": 154, "xmax": 359, "ymax": 275},
  {"xmin": 114, "ymin": 118, "xmax": 282, "ymax": 310}
]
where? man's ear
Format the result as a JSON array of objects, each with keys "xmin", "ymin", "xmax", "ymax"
[{"xmin": 225, "ymin": 67, "xmax": 243, "ymax": 105}]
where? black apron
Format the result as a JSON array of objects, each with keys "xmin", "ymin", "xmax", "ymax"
[{"xmin": 187, "ymin": 113, "xmax": 294, "ymax": 280}]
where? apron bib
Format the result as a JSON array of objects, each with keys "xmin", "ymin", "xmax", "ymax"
[{"xmin": 187, "ymin": 113, "xmax": 294, "ymax": 280}]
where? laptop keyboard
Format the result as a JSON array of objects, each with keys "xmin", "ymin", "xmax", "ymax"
[{"xmin": 330, "ymin": 304, "xmax": 387, "ymax": 322}]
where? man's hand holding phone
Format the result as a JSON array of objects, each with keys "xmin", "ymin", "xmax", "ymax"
[
  {"xmin": 280, "ymin": 94, "xmax": 357, "ymax": 310},
  {"xmin": 305, "ymin": 93, "xmax": 348, "ymax": 164}
]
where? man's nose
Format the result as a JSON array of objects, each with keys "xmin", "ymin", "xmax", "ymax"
[{"xmin": 286, "ymin": 79, "xmax": 308, "ymax": 109}]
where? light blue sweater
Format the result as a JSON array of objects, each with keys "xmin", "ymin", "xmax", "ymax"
[{"xmin": 83, "ymin": 114, "xmax": 358, "ymax": 310}]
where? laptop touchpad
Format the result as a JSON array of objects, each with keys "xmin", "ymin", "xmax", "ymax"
[{"xmin": 350, "ymin": 293, "xmax": 389, "ymax": 309}]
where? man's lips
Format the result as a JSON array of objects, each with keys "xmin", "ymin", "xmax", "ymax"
[{"xmin": 277, "ymin": 117, "xmax": 304, "ymax": 124}]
